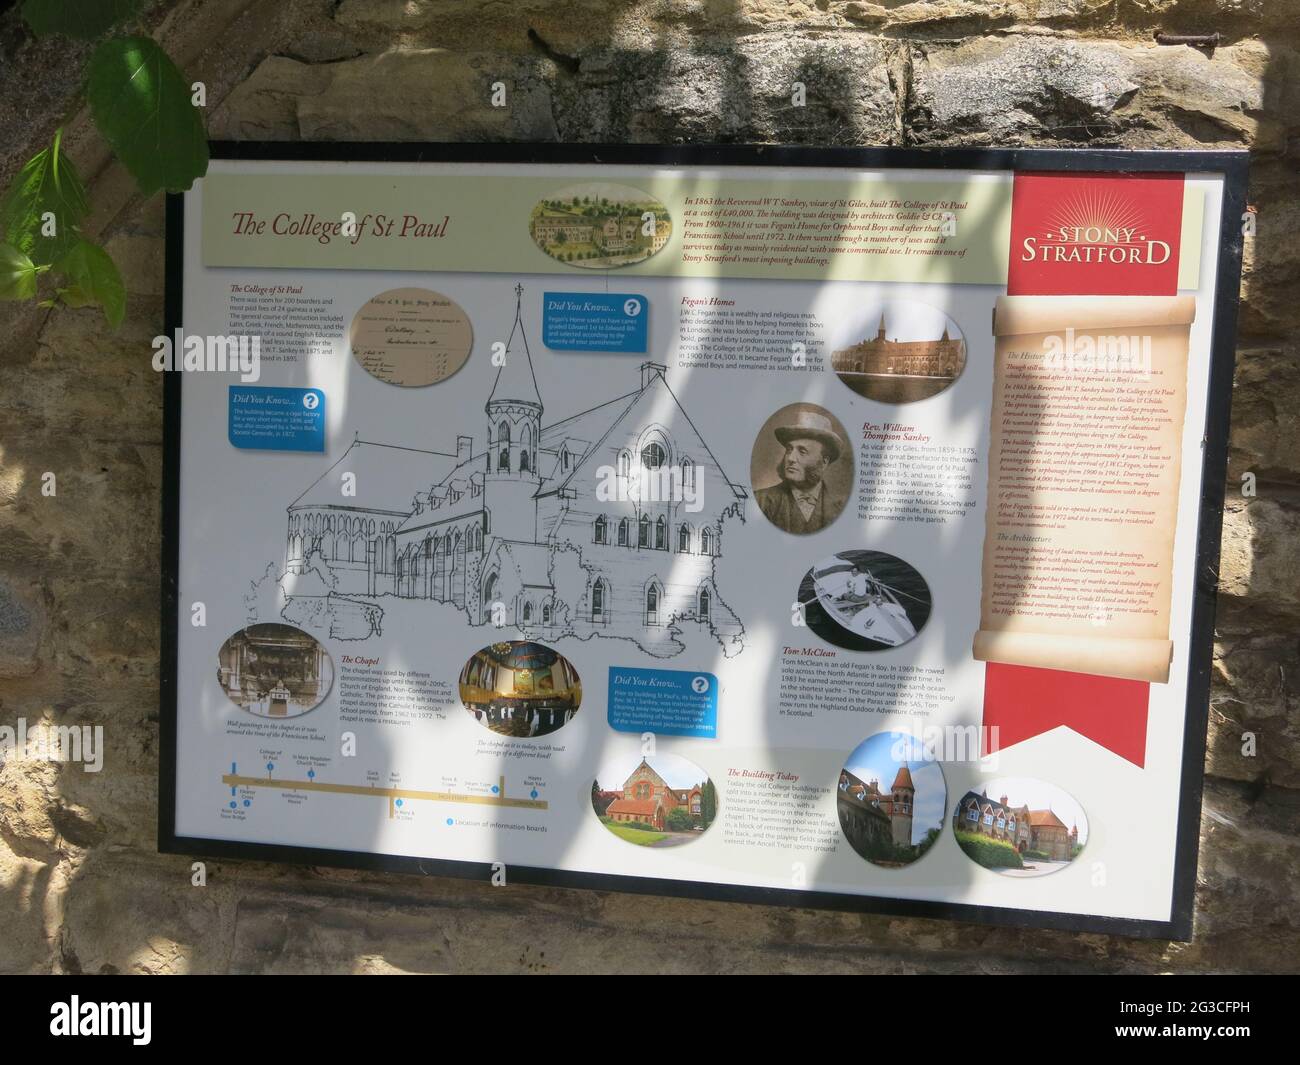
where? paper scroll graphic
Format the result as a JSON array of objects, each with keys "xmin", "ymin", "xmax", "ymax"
[{"xmin": 973, "ymin": 295, "xmax": 1196, "ymax": 685}]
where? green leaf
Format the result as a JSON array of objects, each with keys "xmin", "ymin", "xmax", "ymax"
[
  {"xmin": 21, "ymin": 0, "xmax": 145, "ymax": 39},
  {"xmin": 56, "ymin": 238, "xmax": 126, "ymax": 327},
  {"xmin": 0, "ymin": 243, "xmax": 40, "ymax": 301},
  {"xmin": 87, "ymin": 35, "xmax": 209, "ymax": 197},
  {"xmin": 0, "ymin": 131, "xmax": 90, "ymax": 265}
]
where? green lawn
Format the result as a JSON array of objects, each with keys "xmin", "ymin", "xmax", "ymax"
[{"xmin": 604, "ymin": 823, "xmax": 668, "ymax": 846}]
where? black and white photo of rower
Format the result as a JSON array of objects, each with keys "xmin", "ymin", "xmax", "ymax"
[{"xmin": 797, "ymin": 550, "xmax": 932, "ymax": 651}]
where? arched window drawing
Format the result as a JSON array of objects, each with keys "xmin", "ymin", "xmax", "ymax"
[
  {"xmin": 699, "ymin": 586, "xmax": 711, "ymax": 620},
  {"xmin": 483, "ymin": 572, "xmax": 498, "ymax": 605},
  {"xmin": 617, "ymin": 450, "xmax": 631, "ymax": 477},
  {"xmin": 701, "ymin": 528, "xmax": 713, "ymax": 555},
  {"xmin": 594, "ymin": 515, "xmax": 607, "ymax": 544},
  {"xmin": 678, "ymin": 524, "xmax": 690, "ymax": 552},
  {"xmin": 523, "ymin": 601, "xmax": 532, "ymax": 622},
  {"xmin": 542, "ymin": 602, "xmax": 552, "ymax": 624},
  {"xmin": 655, "ymin": 515, "xmax": 666, "ymax": 550},
  {"xmin": 498, "ymin": 421, "xmax": 511, "ymax": 471},
  {"xmin": 591, "ymin": 580, "xmax": 606, "ymax": 621},
  {"xmin": 682, "ymin": 458, "xmax": 695, "ymax": 491},
  {"xmin": 617, "ymin": 518, "xmax": 628, "ymax": 546},
  {"xmin": 645, "ymin": 583, "xmax": 660, "ymax": 626},
  {"xmin": 520, "ymin": 425, "xmax": 532, "ymax": 473},
  {"xmin": 638, "ymin": 513, "xmax": 649, "ymax": 548}
]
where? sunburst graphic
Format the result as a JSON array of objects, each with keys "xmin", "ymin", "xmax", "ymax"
[{"xmin": 1042, "ymin": 188, "xmax": 1148, "ymax": 244}]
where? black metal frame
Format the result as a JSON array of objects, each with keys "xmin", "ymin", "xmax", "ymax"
[{"xmin": 160, "ymin": 142, "xmax": 1250, "ymax": 941}]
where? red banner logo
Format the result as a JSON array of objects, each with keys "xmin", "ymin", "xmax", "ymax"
[{"xmin": 1007, "ymin": 172, "xmax": 1184, "ymax": 296}]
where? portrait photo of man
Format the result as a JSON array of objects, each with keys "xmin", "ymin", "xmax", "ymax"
[{"xmin": 750, "ymin": 403, "xmax": 853, "ymax": 535}]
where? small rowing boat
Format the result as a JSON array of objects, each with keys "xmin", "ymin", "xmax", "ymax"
[{"xmin": 810, "ymin": 557, "xmax": 918, "ymax": 646}]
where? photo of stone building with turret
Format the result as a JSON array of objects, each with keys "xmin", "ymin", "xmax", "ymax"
[
  {"xmin": 835, "ymin": 732, "xmax": 946, "ymax": 867},
  {"xmin": 279, "ymin": 283, "xmax": 746, "ymax": 658},
  {"xmin": 837, "ymin": 767, "xmax": 916, "ymax": 856}
]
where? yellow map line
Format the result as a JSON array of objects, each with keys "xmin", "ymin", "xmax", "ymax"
[{"xmin": 222, "ymin": 773, "xmax": 548, "ymax": 818}]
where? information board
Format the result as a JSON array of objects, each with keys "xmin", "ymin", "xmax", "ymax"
[{"xmin": 161, "ymin": 144, "xmax": 1248, "ymax": 938}]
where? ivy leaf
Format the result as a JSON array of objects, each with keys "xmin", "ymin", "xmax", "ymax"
[
  {"xmin": 56, "ymin": 238, "xmax": 126, "ymax": 327},
  {"xmin": 0, "ymin": 132, "xmax": 89, "ymax": 265},
  {"xmin": 0, "ymin": 243, "xmax": 40, "ymax": 301},
  {"xmin": 87, "ymin": 35, "xmax": 209, "ymax": 197},
  {"xmin": 21, "ymin": 0, "xmax": 144, "ymax": 40}
]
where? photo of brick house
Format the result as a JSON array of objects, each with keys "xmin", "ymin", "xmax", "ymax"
[
  {"xmin": 952, "ymin": 779, "xmax": 1088, "ymax": 876},
  {"xmin": 830, "ymin": 301, "xmax": 967, "ymax": 403},
  {"xmin": 592, "ymin": 753, "xmax": 717, "ymax": 847}
]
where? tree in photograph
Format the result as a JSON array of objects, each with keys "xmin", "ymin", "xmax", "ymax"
[{"xmin": 700, "ymin": 779, "xmax": 718, "ymax": 827}]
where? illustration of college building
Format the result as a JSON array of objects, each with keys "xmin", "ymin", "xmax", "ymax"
[
  {"xmin": 217, "ymin": 624, "xmax": 326, "ymax": 715},
  {"xmin": 283, "ymin": 283, "xmax": 746, "ymax": 650},
  {"xmin": 953, "ymin": 790, "xmax": 1079, "ymax": 861},
  {"xmin": 831, "ymin": 315, "xmax": 965, "ymax": 378},
  {"xmin": 603, "ymin": 759, "xmax": 703, "ymax": 830},
  {"xmin": 531, "ymin": 210, "xmax": 669, "ymax": 255},
  {"xmin": 836, "ymin": 766, "xmax": 915, "ymax": 852}
]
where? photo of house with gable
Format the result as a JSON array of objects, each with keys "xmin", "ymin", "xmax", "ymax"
[
  {"xmin": 592, "ymin": 752, "xmax": 717, "ymax": 847},
  {"xmin": 952, "ymin": 778, "xmax": 1088, "ymax": 877}
]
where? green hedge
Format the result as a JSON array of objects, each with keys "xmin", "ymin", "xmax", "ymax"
[
  {"xmin": 955, "ymin": 830, "xmax": 1024, "ymax": 870},
  {"xmin": 604, "ymin": 818, "xmax": 659, "ymax": 833}
]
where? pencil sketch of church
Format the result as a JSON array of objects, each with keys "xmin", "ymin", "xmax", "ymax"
[{"xmin": 277, "ymin": 284, "xmax": 748, "ymax": 658}]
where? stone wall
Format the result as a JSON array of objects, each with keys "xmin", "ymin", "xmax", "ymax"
[{"xmin": 1, "ymin": 0, "xmax": 1296, "ymax": 974}]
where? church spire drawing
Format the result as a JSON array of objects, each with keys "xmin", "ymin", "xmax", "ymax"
[
  {"xmin": 486, "ymin": 283, "xmax": 543, "ymax": 538},
  {"xmin": 487, "ymin": 282, "xmax": 543, "ymax": 414}
]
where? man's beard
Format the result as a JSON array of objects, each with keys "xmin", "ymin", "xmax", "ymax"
[{"xmin": 777, "ymin": 462, "xmax": 823, "ymax": 490}]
